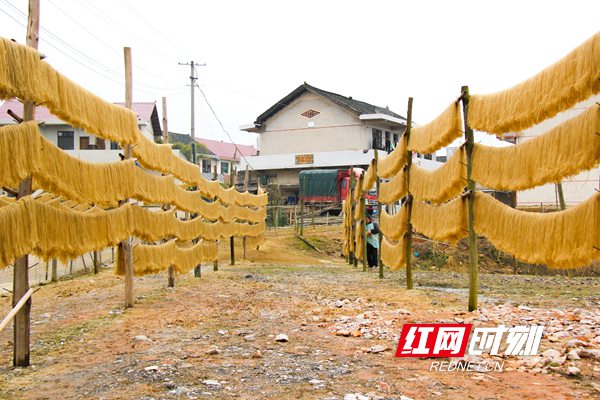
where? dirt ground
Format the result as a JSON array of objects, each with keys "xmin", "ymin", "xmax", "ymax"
[{"xmin": 0, "ymin": 227, "xmax": 598, "ymax": 400}]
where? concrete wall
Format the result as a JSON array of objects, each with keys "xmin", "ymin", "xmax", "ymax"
[
  {"xmin": 516, "ymin": 95, "xmax": 599, "ymax": 206},
  {"xmin": 258, "ymin": 92, "xmax": 366, "ymax": 155},
  {"xmin": 37, "ymin": 122, "xmax": 157, "ymax": 164}
]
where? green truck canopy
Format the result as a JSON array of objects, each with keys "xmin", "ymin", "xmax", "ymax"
[{"xmin": 299, "ymin": 170, "xmax": 339, "ymax": 197}]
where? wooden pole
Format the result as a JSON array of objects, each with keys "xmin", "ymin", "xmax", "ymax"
[
  {"xmin": 81, "ymin": 254, "xmax": 88, "ymax": 272},
  {"xmin": 13, "ymin": 0, "xmax": 39, "ymax": 367},
  {"xmin": 556, "ymin": 183, "xmax": 566, "ymax": 210},
  {"xmin": 294, "ymin": 204, "xmax": 298, "ymax": 233},
  {"xmin": 120, "ymin": 47, "xmax": 135, "ymax": 308},
  {"xmin": 461, "ymin": 86, "xmax": 479, "ymax": 312},
  {"xmin": 349, "ymin": 166, "xmax": 356, "ymax": 266},
  {"xmin": 300, "ymin": 197, "xmax": 304, "ymax": 236},
  {"xmin": 162, "ymin": 96, "xmax": 176, "ymax": 286},
  {"xmin": 93, "ymin": 250, "xmax": 100, "ymax": 274},
  {"xmin": 360, "ymin": 172, "xmax": 367, "ymax": 272},
  {"xmin": 213, "ymin": 165, "xmax": 219, "ymax": 271},
  {"xmin": 404, "ymin": 98, "xmax": 414, "ymax": 290},
  {"xmin": 243, "ymin": 166, "xmax": 249, "ymax": 259},
  {"xmin": 230, "ymin": 168, "xmax": 235, "ymax": 265},
  {"xmin": 51, "ymin": 259, "xmax": 57, "ymax": 282},
  {"xmin": 375, "ymin": 151, "xmax": 384, "ymax": 279}
]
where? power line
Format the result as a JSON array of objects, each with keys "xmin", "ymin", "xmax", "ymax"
[
  {"xmin": 0, "ymin": 0, "xmax": 184, "ymax": 96},
  {"xmin": 195, "ymin": 85, "xmax": 258, "ymax": 174},
  {"xmin": 78, "ymin": 0, "xmax": 178, "ymax": 62},
  {"xmin": 121, "ymin": 0, "xmax": 188, "ymax": 59},
  {"xmin": 48, "ymin": 0, "xmax": 184, "ymax": 89}
]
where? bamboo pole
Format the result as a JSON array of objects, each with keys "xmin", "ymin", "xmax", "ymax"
[
  {"xmin": 0, "ymin": 288, "xmax": 37, "ymax": 334},
  {"xmin": 375, "ymin": 151, "xmax": 384, "ymax": 279},
  {"xmin": 404, "ymin": 98, "xmax": 414, "ymax": 290},
  {"xmin": 461, "ymin": 86, "xmax": 479, "ymax": 312},
  {"xmin": 213, "ymin": 165, "xmax": 219, "ymax": 271},
  {"xmin": 13, "ymin": 0, "xmax": 39, "ymax": 367},
  {"xmin": 121, "ymin": 47, "xmax": 135, "ymax": 308}
]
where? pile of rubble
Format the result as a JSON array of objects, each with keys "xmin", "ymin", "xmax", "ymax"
[{"xmin": 323, "ymin": 298, "xmax": 600, "ymax": 378}]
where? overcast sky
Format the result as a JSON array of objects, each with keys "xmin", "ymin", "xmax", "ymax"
[{"xmin": 1, "ymin": 0, "xmax": 598, "ymax": 149}]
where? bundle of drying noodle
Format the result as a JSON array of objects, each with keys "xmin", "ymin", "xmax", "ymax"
[
  {"xmin": 412, "ymin": 196, "xmax": 467, "ymax": 244},
  {"xmin": 379, "ymin": 207, "xmax": 407, "ymax": 241},
  {"xmin": 0, "ymin": 37, "xmax": 268, "ymax": 207},
  {"xmin": 362, "ymin": 160, "xmax": 377, "ymax": 192},
  {"xmin": 354, "ymin": 222, "xmax": 364, "ymax": 261},
  {"xmin": 0, "ymin": 123, "xmax": 267, "ymax": 221},
  {"xmin": 246, "ymin": 234, "xmax": 266, "ymax": 249},
  {"xmin": 132, "ymin": 133, "xmax": 198, "ymax": 187},
  {"xmin": 472, "ymin": 104, "xmax": 600, "ymax": 191},
  {"xmin": 409, "ymin": 149, "xmax": 466, "ymax": 204},
  {"xmin": 474, "ymin": 192, "xmax": 599, "ymax": 269},
  {"xmin": 354, "ymin": 192, "xmax": 365, "ymax": 221},
  {"xmin": 0, "ymin": 195, "xmax": 15, "ymax": 207},
  {"xmin": 381, "ymin": 236, "xmax": 406, "ymax": 271},
  {"xmin": 342, "ymin": 199, "xmax": 353, "ymax": 256},
  {"xmin": 0, "ymin": 197, "xmax": 265, "ymax": 267},
  {"xmin": 353, "ymin": 178, "xmax": 364, "ymax": 202},
  {"xmin": 377, "ymin": 139, "xmax": 406, "ymax": 178},
  {"xmin": 0, "ymin": 196, "xmax": 132, "ymax": 265},
  {"xmin": 378, "ymin": 171, "xmax": 407, "ymax": 204},
  {"xmin": 469, "ymin": 32, "xmax": 600, "ymax": 134},
  {"xmin": 115, "ymin": 239, "xmax": 218, "ymax": 276},
  {"xmin": 0, "ymin": 37, "xmax": 139, "ymax": 145},
  {"xmin": 408, "ymin": 101, "xmax": 463, "ymax": 154}
]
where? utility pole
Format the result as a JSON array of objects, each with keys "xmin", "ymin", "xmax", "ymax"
[
  {"xmin": 178, "ymin": 60, "xmax": 205, "ymax": 166},
  {"xmin": 178, "ymin": 60, "xmax": 205, "ymax": 277}
]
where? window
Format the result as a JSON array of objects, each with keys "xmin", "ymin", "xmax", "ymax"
[
  {"xmin": 393, "ymin": 133, "xmax": 399, "ymax": 148},
  {"xmin": 79, "ymin": 136, "xmax": 90, "ymax": 149},
  {"xmin": 221, "ymin": 161, "xmax": 230, "ymax": 175},
  {"xmin": 110, "ymin": 141, "xmax": 120, "ymax": 150},
  {"xmin": 202, "ymin": 159, "xmax": 211, "ymax": 173},
  {"xmin": 372, "ymin": 128, "xmax": 383, "ymax": 150},
  {"xmin": 57, "ymin": 131, "xmax": 74, "ymax": 150},
  {"xmin": 384, "ymin": 131, "xmax": 391, "ymax": 152}
]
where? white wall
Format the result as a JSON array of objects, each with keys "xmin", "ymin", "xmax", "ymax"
[
  {"xmin": 37, "ymin": 122, "xmax": 159, "ymax": 164},
  {"xmin": 258, "ymin": 92, "xmax": 365, "ymax": 155}
]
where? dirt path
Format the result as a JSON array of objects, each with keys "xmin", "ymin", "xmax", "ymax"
[{"xmin": 0, "ymin": 231, "xmax": 598, "ymax": 399}]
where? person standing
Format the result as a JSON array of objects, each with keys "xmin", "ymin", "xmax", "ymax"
[{"xmin": 365, "ymin": 212, "xmax": 379, "ymax": 269}]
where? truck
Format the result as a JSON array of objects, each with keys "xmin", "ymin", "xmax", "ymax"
[{"xmin": 298, "ymin": 168, "xmax": 378, "ymax": 212}]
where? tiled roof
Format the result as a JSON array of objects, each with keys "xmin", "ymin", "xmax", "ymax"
[
  {"xmin": 253, "ymin": 82, "xmax": 406, "ymax": 125},
  {"xmin": 195, "ymin": 137, "xmax": 257, "ymax": 162},
  {"xmin": 0, "ymin": 100, "xmax": 159, "ymax": 128}
]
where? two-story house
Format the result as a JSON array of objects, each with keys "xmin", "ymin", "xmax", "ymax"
[
  {"xmin": 239, "ymin": 83, "xmax": 409, "ymax": 197},
  {"xmin": 0, "ymin": 100, "xmax": 162, "ymax": 164}
]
